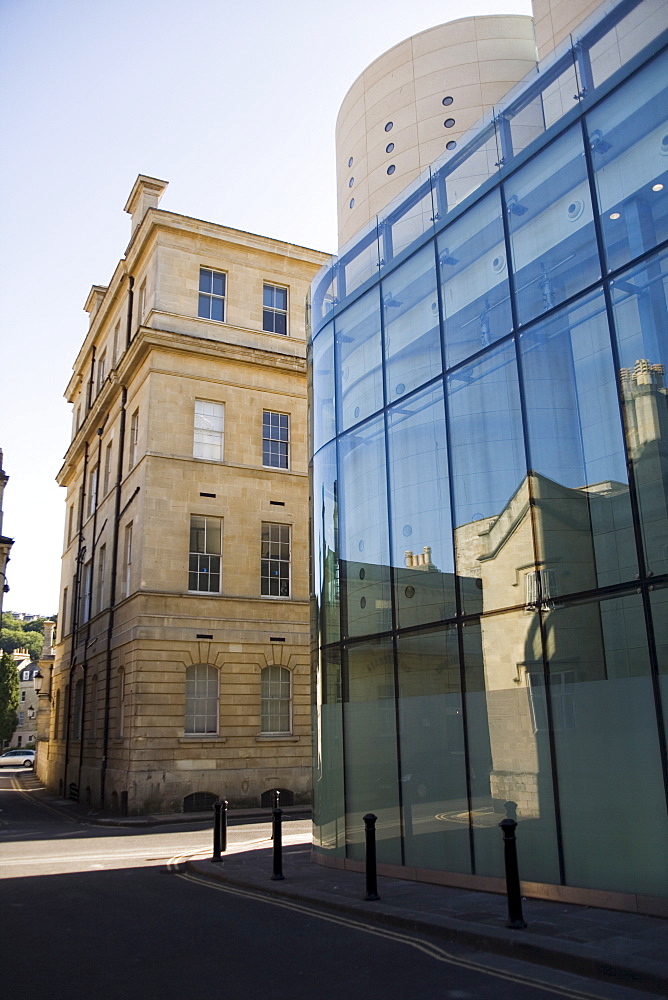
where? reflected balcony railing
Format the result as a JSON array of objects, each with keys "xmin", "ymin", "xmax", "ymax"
[{"xmin": 310, "ymin": 0, "xmax": 668, "ymax": 333}]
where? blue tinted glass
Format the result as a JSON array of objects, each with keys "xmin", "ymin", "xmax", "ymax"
[
  {"xmin": 387, "ymin": 383, "xmax": 456, "ymax": 628},
  {"xmin": 199, "ymin": 269, "xmax": 211, "ymax": 293},
  {"xmin": 275, "ymin": 287, "xmax": 288, "ymax": 310},
  {"xmin": 212, "ymin": 272, "xmax": 225, "ymax": 297},
  {"xmin": 335, "ymin": 287, "xmax": 383, "ymax": 431},
  {"xmin": 263, "ymin": 285, "xmax": 273, "ymax": 308},
  {"xmin": 211, "ymin": 297, "xmax": 224, "ymax": 322},
  {"xmin": 447, "ymin": 340, "xmax": 527, "ymax": 614},
  {"xmin": 587, "ymin": 49, "xmax": 668, "ymax": 273},
  {"xmin": 438, "ymin": 190, "xmax": 512, "ymax": 369},
  {"xmin": 311, "ymin": 323, "xmax": 336, "ymax": 452},
  {"xmin": 506, "ymin": 125, "xmax": 599, "ymax": 325},
  {"xmin": 274, "ymin": 311, "xmax": 287, "ymax": 335},
  {"xmin": 198, "ymin": 294, "xmax": 210, "ymax": 319},
  {"xmin": 382, "ymin": 244, "xmax": 441, "ymax": 399},
  {"xmin": 312, "ymin": 441, "xmax": 340, "ymax": 644},
  {"xmin": 610, "ymin": 250, "xmax": 668, "ymax": 575},
  {"xmin": 520, "ymin": 291, "xmax": 636, "ymax": 589},
  {"xmin": 338, "ymin": 415, "xmax": 391, "ymax": 638}
]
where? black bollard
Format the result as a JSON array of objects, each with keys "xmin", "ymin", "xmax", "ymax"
[
  {"xmin": 271, "ymin": 789, "xmax": 280, "ymax": 838},
  {"xmin": 363, "ymin": 813, "xmax": 380, "ymax": 901},
  {"xmin": 499, "ymin": 818, "xmax": 527, "ymax": 928},
  {"xmin": 271, "ymin": 807, "xmax": 285, "ymax": 880},
  {"xmin": 212, "ymin": 799, "xmax": 228, "ymax": 862}
]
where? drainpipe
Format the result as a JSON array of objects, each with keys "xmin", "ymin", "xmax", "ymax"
[
  {"xmin": 100, "ymin": 387, "xmax": 127, "ymax": 810},
  {"xmin": 86, "ymin": 346, "xmax": 96, "ymax": 414},
  {"xmin": 77, "ymin": 422, "xmax": 106, "ymax": 788},
  {"xmin": 125, "ymin": 276, "xmax": 134, "ymax": 350},
  {"xmin": 62, "ymin": 440, "xmax": 89, "ymax": 796}
]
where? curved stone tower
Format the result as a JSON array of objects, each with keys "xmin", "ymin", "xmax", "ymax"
[{"xmin": 336, "ymin": 15, "xmax": 537, "ymax": 246}]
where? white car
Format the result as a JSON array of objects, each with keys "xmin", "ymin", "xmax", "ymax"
[{"xmin": 0, "ymin": 749, "xmax": 35, "ymax": 768}]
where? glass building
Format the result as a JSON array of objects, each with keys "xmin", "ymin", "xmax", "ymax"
[{"xmin": 309, "ymin": 0, "xmax": 668, "ymax": 910}]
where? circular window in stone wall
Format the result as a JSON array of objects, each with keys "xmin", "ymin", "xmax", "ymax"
[
  {"xmin": 348, "ymin": 156, "xmax": 354, "ymax": 167},
  {"xmin": 387, "ymin": 164, "xmax": 396, "ymax": 175},
  {"xmin": 446, "ymin": 140, "xmax": 457, "ymax": 150},
  {"xmin": 386, "ymin": 142, "xmax": 394, "ymax": 153},
  {"xmin": 444, "ymin": 118, "xmax": 455, "ymax": 128},
  {"xmin": 442, "ymin": 96, "xmax": 453, "ymax": 106},
  {"xmin": 349, "ymin": 177, "xmax": 354, "ymax": 187},
  {"xmin": 385, "ymin": 121, "xmax": 394, "ymax": 132},
  {"xmin": 349, "ymin": 198, "xmax": 355, "ymax": 209}
]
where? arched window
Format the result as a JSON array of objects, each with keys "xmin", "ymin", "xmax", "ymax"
[
  {"xmin": 260, "ymin": 666, "xmax": 291, "ymax": 735},
  {"xmin": 185, "ymin": 664, "xmax": 219, "ymax": 735},
  {"xmin": 118, "ymin": 668, "xmax": 125, "ymax": 737}
]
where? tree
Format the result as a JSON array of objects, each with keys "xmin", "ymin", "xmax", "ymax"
[
  {"xmin": 0, "ymin": 652, "xmax": 19, "ymax": 745},
  {"xmin": 0, "ymin": 626, "xmax": 43, "ymax": 660}
]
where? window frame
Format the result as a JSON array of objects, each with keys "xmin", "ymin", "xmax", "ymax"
[
  {"xmin": 262, "ymin": 410, "xmax": 290, "ymax": 469},
  {"xmin": 262, "ymin": 283, "xmax": 289, "ymax": 336},
  {"xmin": 128, "ymin": 409, "xmax": 139, "ymax": 469},
  {"xmin": 198, "ymin": 268, "xmax": 226, "ymax": 323},
  {"xmin": 260, "ymin": 664, "xmax": 292, "ymax": 735},
  {"xmin": 185, "ymin": 663, "xmax": 220, "ymax": 736},
  {"xmin": 193, "ymin": 399, "xmax": 225, "ymax": 462},
  {"xmin": 261, "ymin": 522, "xmax": 291, "ymax": 598},
  {"xmin": 189, "ymin": 515, "xmax": 222, "ymax": 594}
]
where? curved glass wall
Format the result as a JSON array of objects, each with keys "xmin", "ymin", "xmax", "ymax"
[{"xmin": 310, "ymin": 5, "xmax": 668, "ymax": 904}]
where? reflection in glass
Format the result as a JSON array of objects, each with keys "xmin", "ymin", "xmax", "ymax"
[
  {"xmin": 545, "ymin": 593, "xmax": 668, "ymax": 895},
  {"xmin": 398, "ymin": 627, "xmax": 470, "ymax": 872},
  {"xmin": 387, "ymin": 384, "xmax": 456, "ymax": 628},
  {"xmin": 338, "ymin": 416, "xmax": 391, "ymax": 638},
  {"xmin": 463, "ymin": 613, "xmax": 560, "ymax": 883},
  {"xmin": 312, "ymin": 442, "xmax": 340, "ymax": 645},
  {"xmin": 336, "ymin": 287, "xmax": 383, "ymax": 431},
  {"xmin": 344, "ymin": 640, "xmax": 401, "ymax": 863},
  {"xmin": 313, "ymin": 647, "xmax": 345, "ymax": 855},
  {"xmin": 520, "ymin": 292, "xmax": 636, "ymax": 589},
  {"xmin": 438, "ymin": 191, "xmax": 512, "ymax": 369},
  {"xmin": 587, "ymin": 48, "xmax": 668, "ymax": 272},
  {"xmin": 382, "ymin": 245, "xmax": 441, "ymax": 399},
  {"xmin": 506, "ymin": 125, "xmax": 599, "ymax": 325},
  {"xmin": 448, "ymin": 341, "xmax": 527, "ymax": 615},
  {"xmin": 611, "ymin": 252, "xmax": 668, "ymax": 575},
  {"xmin": 310, "ymin": 323, "xmax": 336, "ymax": 452}
]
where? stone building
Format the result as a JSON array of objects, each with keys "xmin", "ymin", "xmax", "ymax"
[{"xmin": 37, "ymin": 176, "xmax": 328, "ymax": 814}]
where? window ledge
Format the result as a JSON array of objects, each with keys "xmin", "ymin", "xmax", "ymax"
[
  {"xmin": 255, "ymin": 734, "xmax": 299, "ymax": 742},
  {"xmin": 180, "ymin": 735, "xmax": 226, "ymax": 742}
]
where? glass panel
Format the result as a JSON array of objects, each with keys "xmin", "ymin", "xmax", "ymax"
[
  {"xmin": 447, "ymin": 341, "xmax": 528, "ymax": 615},
  {"xmin": 444, "ymin": 124, "xmax": 500, "ymax": 213},
  {"xmin": 313, "ymin": 647, "xmax": 345, "ymax": 855},
  {"xmin": 382, "ymin": 244, "xmax": 441, "ymax": 400},
  {"xmin": 650, "ymin": 587, "xmax": 668, "ymax": 803},
  {"xmin": 506, "ymin": 125, "xmax": 600, "ymax": 325},
  {"xmin": 438, "ymin": 190, "xmax": 512, "ymax": 369},
  {"xmin": 312, "ymin": 442, "xmax": 340, "ymax": 645},
  {"xmin": 587, "ymin": 49, "xmax": 668, "ymax": 273},
  {"xmin": 382, "ymin": 179, "xmax": 435, "ymax": 262},
  {"xmin": 610, "ymin": 252, "xmax": 668, "ymax": 575},
  {"xmin": 397, "ymin": 627, "xmax": 471, "ymax": 873},
  {"xmin": 310, "ymin": 322, "xmax": 336, "ymax": 452},
  {"xmin": 340, "ymin": 220, "xmax": 381, "ymax": 298},
  {"xmin": 387, "ymin": 384, "xmax": 456, "ymax": 628},
  {"xmin": 343, "ymin": 639, "xmax": 401, "ymax": 864},
  {"xmin": 546, "ymin": 592, "xmax": 668, "ymax": 896},
  {"xmin": 464, "ymin": 612, "xmax": 560, "ymax": 884},
  {"xmin": 338, "ymin": 416, "xmax": 391, "ymax": 638},
  {"xmin": 520, "ymin": 291, "xmax": 636, "ymax": 590},
  {"xmin": 585, "ymin": 0, "xmax": 668, "ymax": 91},
  {"xmin": 335, "ymin": 287, "xmax": 383, "ymax": 431}
]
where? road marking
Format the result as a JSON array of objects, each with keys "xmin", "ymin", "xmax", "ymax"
[{"xmin": 176, "ymin": 871, "xmax": 626, "ymax": 1000}]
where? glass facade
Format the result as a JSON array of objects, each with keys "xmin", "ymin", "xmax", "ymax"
[{"xmin": 309, "ymin": 1, "xmax": 668, "ymax": 904}]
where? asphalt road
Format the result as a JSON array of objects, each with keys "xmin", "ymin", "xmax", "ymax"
[{"xmin": 0, "ymin": 769, "xmax": 655, "ymax": 1000}]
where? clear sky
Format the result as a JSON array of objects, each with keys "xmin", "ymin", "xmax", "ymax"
[{"xmin": 0, "ymin": 0, "xmax": 531, "ymax": 614}]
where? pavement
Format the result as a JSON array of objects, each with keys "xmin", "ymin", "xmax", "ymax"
[{"xmin": 14, "ymin": 769, "xmax": 668, "ymax": 998}]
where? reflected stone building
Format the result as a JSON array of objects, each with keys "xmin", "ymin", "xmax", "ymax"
[{"xmin": 309, "ymin": 0, "xmax": 668, "ymax": 912}]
